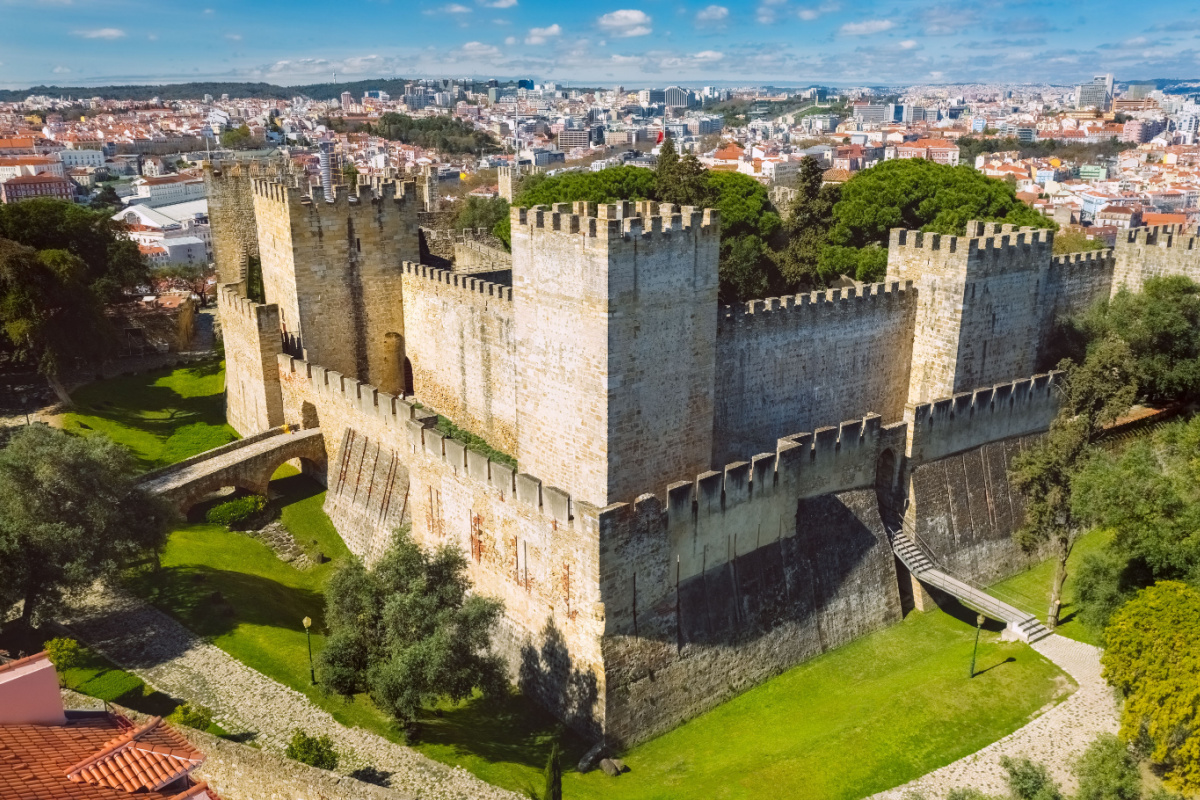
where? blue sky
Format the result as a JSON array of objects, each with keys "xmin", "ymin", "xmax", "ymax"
[{"xmin": 1, "ymin": 0, "xmax": 1198, "ymax": 89}]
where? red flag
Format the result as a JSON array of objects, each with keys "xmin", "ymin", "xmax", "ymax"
[{"xmin": 656, "ymin": 130, "xmax": 664, "ymax": 144}]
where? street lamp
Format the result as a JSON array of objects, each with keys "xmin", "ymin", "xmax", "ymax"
[
  {"xmin": 302, "ymin": 616, "xmax": 315, "ymax": 685},
  {"xmin": 969, "ymin": 613, "xmax": 985, "ymax": 679}
]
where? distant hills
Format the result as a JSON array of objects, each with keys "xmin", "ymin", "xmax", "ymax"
[{"xmin": 0, "ymin": 79, "xmax": 480, "ymax": 103}]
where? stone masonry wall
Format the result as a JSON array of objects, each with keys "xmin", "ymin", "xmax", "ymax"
[
  {"xmin": 1039, "ymin": 250, "xmax": 1114, "ymax": 365},
  {"xmin": 1111, "ymin": 225, "xmax": 1200, "ymax": 295},
  {"xmin": 887, "ymin": 223, "xmax": 1054, "ymax": 406},
  {"xmin": 253, "ymin": 179, "xmax": 420, "ymax": 395},
  {"xmin": 204, "ymin": 162, "xmax": 262, "ymax": 286},
  {"xmin": 511, "ymin": 201, "xmax": 721, "ymax": 508},
  {"xmin": 277, "ymin": 355, "xmax": 607, "ymax": 739},
  {"xmin": 219, "ymin": 284, "xmax": 283, "ymax": 435},
  {"xmin": 400, "ymin": 263, "xmax": 518, "ymax": 456},
  {"xmin": 713, "ymin": 280, "xmax": 917, "ymax": 465}
]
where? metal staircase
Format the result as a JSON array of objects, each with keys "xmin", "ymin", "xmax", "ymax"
[{"xmin": 890, "ymin": 528, "xmax": 1052, "ymax": 643}]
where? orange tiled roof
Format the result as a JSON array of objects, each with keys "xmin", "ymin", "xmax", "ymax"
[{"xmin": 64, "ymin": 717, "xmax": 202, "ymax": 793}]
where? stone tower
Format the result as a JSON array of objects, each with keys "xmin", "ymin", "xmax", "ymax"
[
  {"xmin": 886, "ymin": 222, "xmax": 1055, "ymax": 405},
  {"xmin": 511, "ymin": 201, "xmax": 721, "ymax": 507},
  {"xmin": 498, "ymin": 165, "xmax": 515, "ymax": 202},
  {"xmin": 250, "ymin": 177, "xmax": 422, "ymax": 395},
  {"xmin": 203, "ymin": 161, "xmax": 265, "ymax": 285}
]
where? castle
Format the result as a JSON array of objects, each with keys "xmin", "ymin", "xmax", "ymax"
[{"xmin": 205, "ymin": 160, "xmax": 1200, "ymax": 747}]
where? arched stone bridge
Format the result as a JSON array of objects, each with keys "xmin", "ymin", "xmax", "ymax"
[{"xmin": 139, "ymin": 427, "xmax": 327, "ymax": 511}]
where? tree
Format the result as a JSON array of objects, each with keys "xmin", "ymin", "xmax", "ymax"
[
  {"xmin": 655, "ymin": 136, "xmax": 679, "ymax": 187},
  {"xmin": 543, "ymin": 741, "xmax": 563, "ymax": 800},
  {"xmin": 220, "ymin": 124, "xmax": 254, "ymax": 149},
  {"xmin": 453, "ymin": 196, "xmax": 509, "ymax": 233},
  {"xmin": 285, "ymin": 729, "xmax": 339, "ymax": 770},
  {"xmin": 1052, "ymin": 229, "xmax": 1108, "ymax": 255},
  {"xmin": 167, "ymin": 702, "xmax": 214, "ymax": 730},
  {"xmin": 1010, "ymin": 337, "xmax": 1137, "ymax": 628},
  {"xmin": 317, "ymin": 527, "xmax": 506, "ymax": 727},
  {"xmin": 153, "ymin": 263, "xmax": 212, "ymax": 306},
  {"xmin": 0, "ymin": 198, "xmax": 149, "ymax": 303},
  {"xmin": 44, "ymin": 637, "xmax": 84, "ymax": 685},
  {"xmin": 999, "ymin": 755, "xmax": 1063, "ymax": 800},
  {"xmin": 341, "ymin": 162, "xmax": 359, "ymax": 183},
  {"xmin": 372, "ymin": 112, "xmax": 498, "ymax": 154},
  {"xmin": 777, "ymin": 156, "xmax": 841, "ymax": 289},
  {"xmin": 1102, "ymin": 581, "xmax": 1200, "ymax": 793},
  {"xmin": 89, "ymin": 185, "xmax": 122, "ymax": 212},
  {"xmin": 0, "ymin": 425, "xmax": 173, "ymax": 624},
  {"xmin": 0, "ymin": 240, "xmax": 113, "ymax": 404}
]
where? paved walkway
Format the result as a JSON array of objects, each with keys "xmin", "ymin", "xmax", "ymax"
[
  {"xmin": 871, "ymin": 634, "xmax": 1120, "ymax": 799},
  {"xmin": 63, "ymin": 588, "xmax": 519, "ymax": 800}
]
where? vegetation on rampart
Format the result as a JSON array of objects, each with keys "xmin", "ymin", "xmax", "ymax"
[{"xmin": 325, "ymin": 112, "xmax": 499, "ymax": 155}]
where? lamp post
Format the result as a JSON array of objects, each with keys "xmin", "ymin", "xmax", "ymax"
[
  {"xmin": 302, "ymin": 616, "xmax": 315, "ymax": 685},
  {"xmin": 969, "ymin": 613, "xmax": 985, "ymax": 679}
]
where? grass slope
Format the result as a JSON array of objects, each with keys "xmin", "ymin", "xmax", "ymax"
[
  {"xmin": 61, "ymin": 360, "xmax": 236, "ymax": 471},
  {"xmin": 988, "ymin": 529, "xmax": 1111, "ymax": 646}
]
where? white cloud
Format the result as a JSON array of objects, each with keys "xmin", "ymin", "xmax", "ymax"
[
  {"xmin": 147, "ymin": 33, "xmax": 159, "ymax": 41},
  {"xmin": 1123, "ymin": 35, "xmax": 1148, "ymax": 46},
  {"xmin": 597, "ymin": 9, "xmax": 652, "ymax": 37},
  {"xmin": 928, "ymin": 70, "xmax": 944, "ymax": 80},
  {"xmin": 525, "ymin": 23, "xmax": 562, "ymax": 44},
  {"xmin": 695, "ymin": 4, "xmax": 728, "ymax": 23},
  {"xmin": 692, "ymin": 50, "xmax": 724, "ymax": 61},
  {"xmin": 72, "ymin": 27, "xmax": 125, "ymax": 39},
  {"xmin": 899, "ymin": 38, "xmax": 918, "ymax": 49},
  {"xmin": 443, "ymin": 3, "xmax": 472, "ymax": 12},
  {"xmin": 53, "ymin": 65, "xmax": 71, "ymax": 73},
  {"xmin": 797, "ymin": 2, "xmax": 838, "ymax": 20},
  {"xmin": 610, "ymin": 53, "xmax": 643, "ymax": 64},
  {"xmin": 839, "ymin": 19, "xmax": 893, "ymax": 35},
  {"xmin": 225, "ymin": 33, "xmax": 242, "ymax": 40},
  {"xmin": 458, "ymin": 40, "xmax": 501, "ymax": 57},
  {"xmin": 481, "ymin": 0, "xmax": 517, "ymax": 6},
  {"xmin": 504, "ymin": 35, "xmax": 516, "ymax": 44},
  {"xmin": 202, "ymin": 8, "xmax": 213, "ymax": 13}
]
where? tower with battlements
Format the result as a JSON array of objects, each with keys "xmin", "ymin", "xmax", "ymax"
[
  {"xmin": 251, "ymin": 178, "xmax": 422, "ymax": 396},
  {"xmin": 511, "ymin": 201, "xmax": 721, "ymax": 508}
]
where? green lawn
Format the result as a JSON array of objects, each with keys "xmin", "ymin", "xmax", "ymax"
[
  {"xmin": 988, "ymin": 529, "xmax": 1111, "ymax": 646},
  {"xmin": 61, "ymin": 360, "xmax": 237, "ymax": 471}
]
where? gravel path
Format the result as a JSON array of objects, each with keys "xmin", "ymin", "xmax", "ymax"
[
  {"xmin": 63, "ymin": 588, "xmax": 519, "ymax": 800},
  {"xmin": 871, "ymin": 634, "xmax": 1119, "ymax": 799}
]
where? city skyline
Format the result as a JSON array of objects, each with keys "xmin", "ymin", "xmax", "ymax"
[{"xmin": 2, "ymin": 0, "xmax": 1199, "ymax": 90}]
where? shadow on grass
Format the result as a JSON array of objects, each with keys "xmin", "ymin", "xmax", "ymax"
[
  {"xmin": 415, "ymin": 687, "xmax": 588, "ymax": 772},
  {"xmin": 126, "ymin": 565, "xmax": 326, "ymax": 645},
  {"xmin": 972, "ymin": 657, "xmax": 1017, "ymax": 678},
  {"xmin": 933, "ymin": 594, "xmax": 1010, "ymax": 633}
]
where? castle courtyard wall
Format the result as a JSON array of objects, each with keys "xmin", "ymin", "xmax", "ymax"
[
  {"xmin": 219, "ymin": 285, "xmax": 283, "ymax": 435},
  {"xmin": 713, "ymin": 281, "xmax": 917, "ymax": 465},
  {"xmin": 1111, "ymin": 225, "xmax": 1200, "ymax": 294},
  {"xmin": 399, "ymin": 263, "xmax": 518, "ymax": 456},
  {"xmin": 204, "ymin": 162, "xmax": 263, "ymax": 285}
]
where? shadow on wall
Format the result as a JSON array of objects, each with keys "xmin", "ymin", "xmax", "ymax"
[{"xmin": 518, "ymin": 617, "xmax": 599, "ymax": 739}]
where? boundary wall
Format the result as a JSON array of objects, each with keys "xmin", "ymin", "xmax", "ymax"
[
  {"xmin": 219, "ymin": 284, "xmax": 284, "ymax": 435},
  {"xmin": 1111, "ymin": 224, "xmax": 1200, "ymax": 294},
  {"xmin": 399, "ymin": 261, "xmax": 517, "ymax": 455},
  {"xmin": 714, "ymin": 280, "xmax": 917, "ymax": 464}
]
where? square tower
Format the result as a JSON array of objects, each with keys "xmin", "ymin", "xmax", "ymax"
[
  {"xmin": 511, "ymin": 201, "xmax": 721, "ymax": 507},
  {"xmin": 887, "ymin": 222, "xmax": 1055, "ymax": 405},
  {"xmin": 251, "ymin": 178, "xmax": 421, "ymax": 395}
]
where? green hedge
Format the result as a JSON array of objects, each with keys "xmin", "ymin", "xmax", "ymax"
[{"xmin": 206, "ymin": 495, "xmax": 266, "ymax": 527}]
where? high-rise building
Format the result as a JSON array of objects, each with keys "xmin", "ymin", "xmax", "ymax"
[
  {"xmin": 1126, "ymin": 83, "xmax": 1155, "ymax": 100},
  {"xmin": 340, "ymin": 91, "xmax": 354, "ymax": 109},
  {"xmin": 638, "ymin": 89, "xmax": 666, "ymax": 105},
  {"xmin": 1076, "ymin": 74, "xmax": 1114, "ymax": 111},
  {"xmin": 665, "ymin": 86, "xmax": 697, "ymax": 108}
]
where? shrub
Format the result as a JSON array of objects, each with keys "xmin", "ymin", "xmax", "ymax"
[
  {"xmin": 1074, "ymin": 734, "xmax": 1141, "ymax": 800},
  {"xmin": 166, "ymin": 702, "xmax": 213, "ymax": 730},
  {"xmin": 205, "ymin": 495, "xmax": 266, "ymax": 528},
  {"xmin": 43, "ymin": 637, "xmax": 85, "ymax": 673},
  {"xmin": 1000, "ymin": 755, "xmax": 1063, "ymax": 800},
  {"xmin": 285, "ymin": 729, "xmax": 338, "ymax": 770}
]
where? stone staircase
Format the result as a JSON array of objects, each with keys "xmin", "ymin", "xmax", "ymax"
[{"xmin": 891, "ymin": 530, "xmax": 1052, "ymax": 643}]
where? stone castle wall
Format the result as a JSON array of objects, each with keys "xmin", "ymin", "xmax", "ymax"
[
  {"xmin": 399, "ymin": 263, "xmax": 518, "ymax": 456},
  {"xmin": 277, "ymin": 355, "xmax": 607, "ymax": 738},
  {"xmin": 1111, "ymin": 225, "xmax": 1200, "ymax": 294},
  {"xmin": 203, "ymin": 162, "xmax": 264, "ymax": 285},
  {"xmin": 219, "ymin": 284, "xmax": 283, "ymax": 435},
  {"xmin": 713, "ymin": 281, "xmax": 917, "ymax": 465}
]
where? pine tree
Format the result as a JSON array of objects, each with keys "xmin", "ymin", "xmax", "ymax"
[{"xmin": 655, "ymin": 135, "xmax": 679, "ymax": 193}]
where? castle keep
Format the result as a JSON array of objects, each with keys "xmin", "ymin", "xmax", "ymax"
[{"xmin": 206, "ymin": 161, "xmax": 1200, "ymax": 746}]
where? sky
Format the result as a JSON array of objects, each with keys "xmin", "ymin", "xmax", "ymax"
[{"xmin": 1, "ymin": 0, "xmax": 1199, "ymax": 90}]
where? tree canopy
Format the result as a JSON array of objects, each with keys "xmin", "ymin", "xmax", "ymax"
[
  {"xmin": 317, "ymin": 527, "xmax": 506, "ymax": 726},
  {"xmin": 0, "ymin": 424, "xmax": 173, "ymax": 624},
  {"xmin": 1102, "ymin": 581, "xmax": 1200, "ymax": 793},
  {"xmin": 370, "ymin": 112, "xmax": 498, "ymax": 154}
]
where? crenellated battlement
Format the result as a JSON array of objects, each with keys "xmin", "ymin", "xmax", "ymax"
[
  {"xmin": 906, "ymin": 371, "xmax": 1063, "ymax": 463},
  {"xmin": 278, "ymin": 353, "xmax": 573, "ymax": 524},
  {"xmin": 889, "ymin": 222, "xmax": 1055, "ymax": 269},
  {"xmin": 250, "ymin": 176, "xmax": 421, "ymax": 210},
  {"xmin": 511, "ymin": 200, "xmax": 720, "ymax": 240},
  {"xmin": 401, "ymin": 261, "xmax": 513, "ymax": 301},
  {"xmin": 1122, "ymin": 224, "xmax": 1199, "ymax": 249},
  {"xmin": 718, "ymin": 280, "xmax": 915, "ymax": 330},
  {"xmin": 1050, "ymin": 249, "xmax": 1114, "ymax": 269},
  {"xmin": 217, "ymin": 282, "xmax": 279, "ymax": 331}
]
